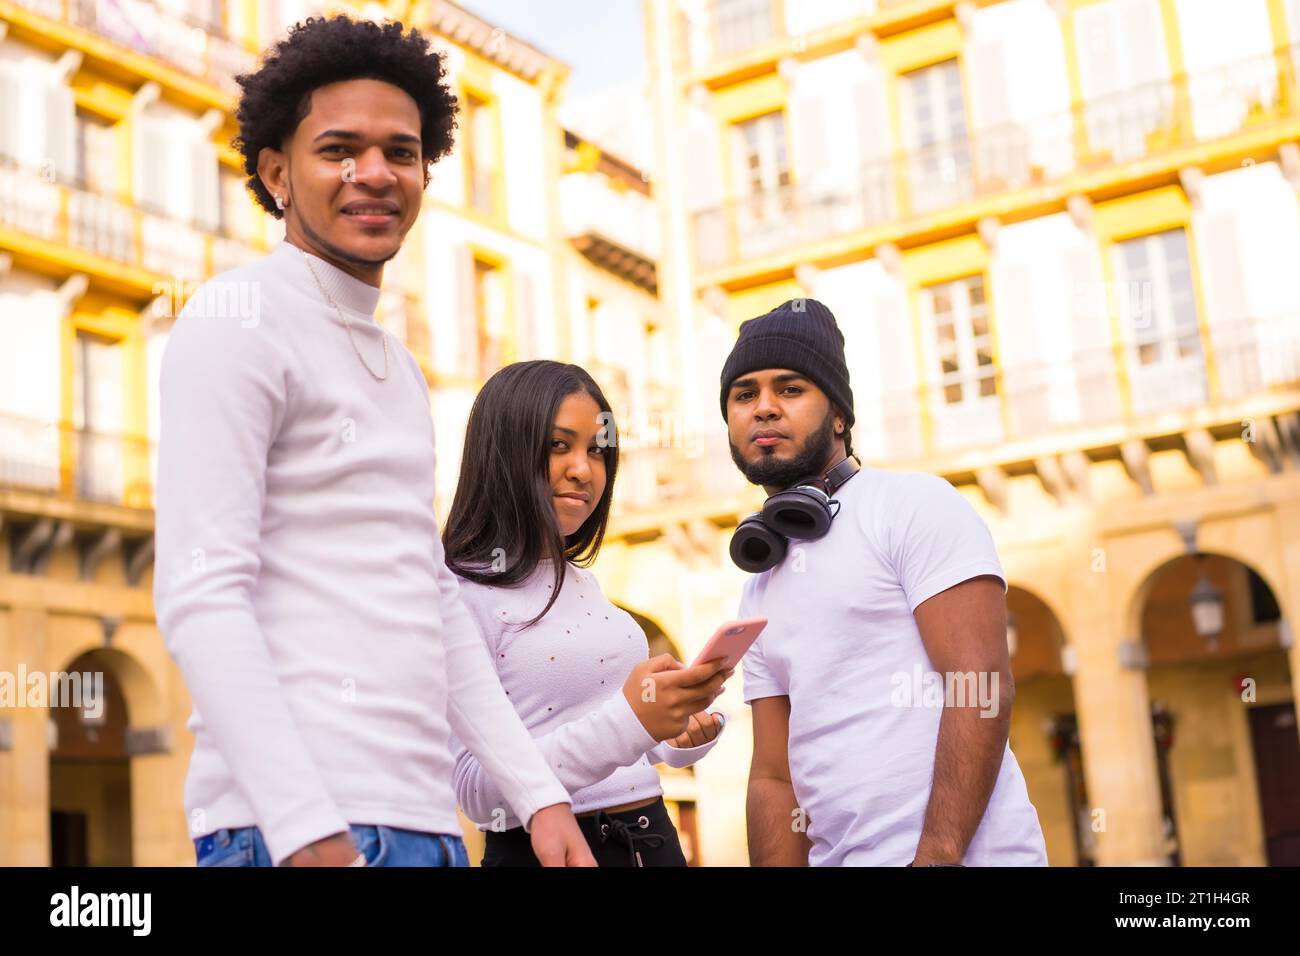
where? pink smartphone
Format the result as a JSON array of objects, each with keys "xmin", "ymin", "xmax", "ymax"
[{"xmin": 691, "ymin": 617, "xmax": 768, "ymax": 669}]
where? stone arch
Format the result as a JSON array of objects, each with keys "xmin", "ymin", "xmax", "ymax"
[
  {"xmin": 1123, "ymin": 546, "xmax": 1290, "ymax": 648},
  {"xmin": 617, "ymin": 604, "xmax": 684, "ymax": 662},
  {"xmin": 54, "ymin": 645, "xmax": 164, "ymax": 730}
]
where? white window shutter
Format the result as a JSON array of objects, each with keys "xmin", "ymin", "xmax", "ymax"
[
  {"xmin": 789, "ymin": 84, "xmax": 830, "ymax": 197},
  {"xmin": 454, "ymin": 244, "xmax": 478, "ymax": 374},
  {"xmin": 1118, "ymin": 0, "xmax": 1170, "ymax": 89},
  {"xmin": 1076, "ymin": 0, "xmax": 1169, "ymax": 161},
  {"xmin": 1061, "ymin": 243, "xmax": 1120, "ymax": 423},
  {"xmin": 515, "ymin": 268, "xmax": 536, "ymax": 361},
  {"xmin": 9, "ymin": 62, "xmax": 51, "ymax": 169},
  {"xmin": 44, "ymin": 80, "xmax": 77, "ymax": 186},
  {"xmin": 134, "ymin": 115, "xmax": 170, "ymax": 214},
  {"xmin": 966, "ymin": 34, "xmax": 1022, "ymax": 189},
  {"xmin": 1074, "ymin": 3, "xmax": 1124, "ymax": 99},
  {"xmin": 873, "ymin": 282, "xmax": 923, "ymax": 460},
  {"xmin": 1196, "ymin": 209, "xmax": 1249, "ymax": 328},
  {"xmin": 681, "ymin": 118, "xmax": 723, "ymax": 213},
  {"xmin": 684, "ymin": 114, "xmax": 726, "ymax": 264},
  {"xmin": 0, "ymin": 290, "xmax": 63, "ymax": 489},
  {"xmin": 1194, "ymin": 207, "xmax": 1254, "ymax": 399},
  {"xmin": 992, "ymin": 259, "xmax": 1045, "ymax": 434},
  {"xmin": 852, "ymin": 64, "xmax": 894, "ymax": 223},
  {"xmin": 852, "ymin": 64, "xmax": 892, "ymax": 160},
  {"xmin": 0, "ymin": 63, "xmax": 20, "ymax": 163},
  {"xmin": 1074, "ymin": 3, "xmax": 1126, "ymax": 158},
  {"xmin": 191, "ymin": 136, "xmax": 221, "ymax": 232}
]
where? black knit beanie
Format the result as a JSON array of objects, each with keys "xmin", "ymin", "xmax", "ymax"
[{"xmin": 719, "ymin": 298, "xmax": 854, "ymax": 428}]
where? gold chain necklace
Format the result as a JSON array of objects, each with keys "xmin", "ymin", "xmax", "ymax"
[{"xmin": 298, "ymin": 246, "xmax": 389, "ymax": 382}]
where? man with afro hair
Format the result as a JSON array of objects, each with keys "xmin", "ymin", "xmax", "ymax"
[{"xmin": 153, "ymin": 14, "xmax": 594, "ymax": 868}]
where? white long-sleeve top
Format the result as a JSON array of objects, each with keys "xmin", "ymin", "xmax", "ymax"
[
  {"xmin": 450, "ymin": 561, "xmax": 724, "ymax": 830},
  {"xmin": 152, "ymin": 239, "xmax": 570, "ymax": 864}
]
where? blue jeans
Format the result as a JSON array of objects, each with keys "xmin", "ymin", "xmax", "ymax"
[{"xmin": 194, "ymin": 824, "xmax": 469, "ymax": 867}]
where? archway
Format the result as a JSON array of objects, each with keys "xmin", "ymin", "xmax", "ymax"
[
  {"xmin": 48, "ymin": 649, "xmax": 133, "ymax": 866},
  {"xmin": 620, "ymin": 605, "xmax": 684, "ymax": 661},
  {"xmin": 1006, "ymin": 585, "xmax": 1090, "ymax": 866},
  {"xmin": 1135, "ymin": 552, "xmax": 1298, "ymax": 866}
]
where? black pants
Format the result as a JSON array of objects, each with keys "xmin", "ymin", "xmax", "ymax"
[{"xmin": 481, "ymin": 797, "xmax": 688, "ymax": 867}]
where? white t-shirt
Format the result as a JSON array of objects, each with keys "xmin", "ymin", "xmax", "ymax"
[
  {"xmin": 452, "ymin": 560, "xmax": 722, "ymax": 830},
  {"xmin": 740, "ymin": 465, "xmax": 1048, "ymax": 866}
]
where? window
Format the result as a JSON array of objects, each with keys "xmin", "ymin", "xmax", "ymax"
[
  {"xmin": 713, "ymin": 0, "xmax": 775, "ymax": 58},
  {"xmin": 219, "ymin": 168, "xmax": 249, "ymax": 240},
  {"xmin": 1116, "ymin": 229, "xmax": 1201, "ymax": 366},
  {"xmin": 901, "ymin": 59, "xmax": 972, "ymax": 211},
  {"xmin": 733, "ymin": 111, "xmax": 790, "ymax": 212},
  {"xmin": 70, "ymin": 112, "xmax": 134, "ymax": 262},
  {"xmin": 731, "ymin": 111, "xmax": 792, "ymax": 257},
  {"xmin": 924, "ymin": 274, "xmax": 995, "ymax": 406},
  {"xmin": 75, "ymin": 112, "xmax": 116, "ymax": 194},
  {"xmin": 463, "ymin": 92, "xmax": 499, "ymax": 218},
  {"xmin": 473, "ymin": 258, "xmax": 506, "ymax": 379},
  {"xmin": 1248, "ymin": 567, "xmax": 1281, "ymax": 625},
  {"xmin": 73, "ymin": 331, "xmax": 124, "ymax": 503},
  {"xmin": 1112, "ymin": 228, "xmax": 1207, "ymax": 413}
]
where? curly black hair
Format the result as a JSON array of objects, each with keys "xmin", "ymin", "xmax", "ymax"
[{"xmin": 233, "ymin": 15, "xmax": 458, "ymax": 218}]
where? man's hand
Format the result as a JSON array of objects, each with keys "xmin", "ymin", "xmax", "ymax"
[
  {"xmin": 281, "ymin": 832, "xmax": 361, "ymax": 867},
  {"xmin": 666, "ymin": 710, "xmax": 726, "ymax": 748},
  {"xmin": 529, "ymin": 804, "xmax": 597, "ymax": 866}
]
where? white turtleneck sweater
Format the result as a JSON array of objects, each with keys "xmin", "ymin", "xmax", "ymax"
[
  {"xmin": 451, "ymin": 561, "xmax": 724, "ymax": 830},
  {"xmin": 153, "ymin": 239, "xmax": 570, "ymax": 865}
]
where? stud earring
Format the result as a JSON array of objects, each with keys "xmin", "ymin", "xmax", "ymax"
[{"xmin": 275, "ymin": 195, "xmax": 285, "ymax": 210}]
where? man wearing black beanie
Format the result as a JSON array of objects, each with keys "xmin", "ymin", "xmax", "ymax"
[{"xmin": 722, "ymin": 297, "xmax": 1047, "ymax": 867}]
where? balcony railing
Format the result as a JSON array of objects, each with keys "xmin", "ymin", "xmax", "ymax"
[
  {"xmin": 694, "ymin": 44, "xmax": 1300, "ymax": 270},
  {"xmin": 10, "ymin": 0, "xmax": 260, "ymax": 98},
  {"xmin": 0, "ymin": 407, "xmax": 750, "ymax": 518},
  {"xmin": 711, "ymin": 0, "xmax": 777, "ymax": 60},
  {"xmin": 561, "ymin": 172, "xmax": 661, "ymax": 260},
  {"xmin": 0, "ymin": 413, "xmax": 154, "ymax": 509},
  {"xmin": 867, "ymin": 315, "xmax": 1300, "ymax": 463},
  {"xmin": 0, "ymin": 155, "xmax": 264, "ymax": 286}
]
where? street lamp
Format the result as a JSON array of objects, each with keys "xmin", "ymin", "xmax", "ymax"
[{"xmin": 1188, "ymin": 564, "xmax": 1224, "ymax": 650}]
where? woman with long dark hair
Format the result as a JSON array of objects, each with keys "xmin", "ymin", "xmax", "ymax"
[{"xmin": 444, "ymin": 360, "xmax": 731, "ymax": 866}]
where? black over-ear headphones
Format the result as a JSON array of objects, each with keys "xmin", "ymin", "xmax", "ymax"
[{"xmin": 729, "ymin": 455, "xmax": 862, "ymax": 573}]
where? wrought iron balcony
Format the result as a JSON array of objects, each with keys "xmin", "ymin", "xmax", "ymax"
[
  {"xmin": 0, "ymin": 412, "xmax": 154, "ymax": 509},
  {"xmin": 11, "ymin": 0, "xmax": 259, "ymax": 98},
  {"xmin": 693, "ymin": 45, "xmax": 1300, "ymax": 271}
]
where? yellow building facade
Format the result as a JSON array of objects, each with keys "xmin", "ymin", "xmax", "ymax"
[
  {"xmin": 642, "ymin": 0, "xmax": 1300, "ymax": 866},
  {"xmin": 4, "ymin": 0, "xmax": 1300, "ymax": 870},
  {"xmin": 0, "ymin": 0, "xmax": 738, "ymax": 866}
]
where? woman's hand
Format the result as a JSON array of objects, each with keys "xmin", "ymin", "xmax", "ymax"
[
  {"xmin": 621, "ymin": 654, "xmax": 730, "ymax": 741},
  {"xmin": 665, "ymin": 710, "xmax": 726, "ymax": 748}
]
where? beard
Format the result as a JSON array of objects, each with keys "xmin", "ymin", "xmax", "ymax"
[
  {"xmin": 300, "ymin": 214, "xmax": 401, "ymax": 269},
  {"xmin": 729, "ymin": 410, "xmax": 836, "ymax": 488}
]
